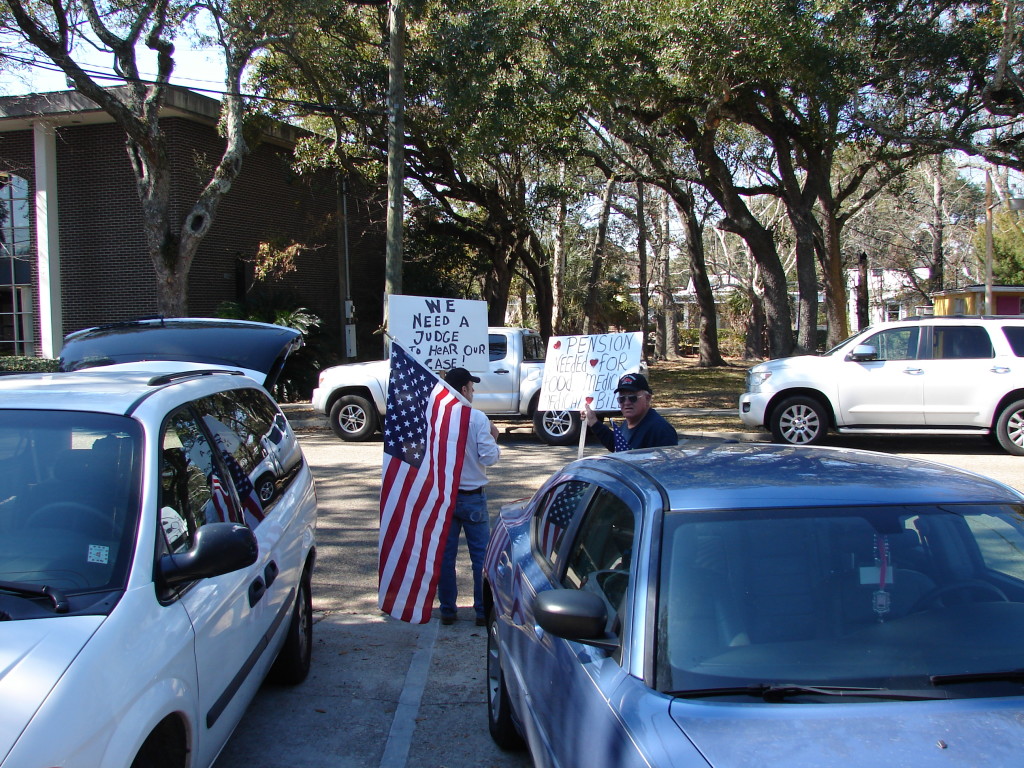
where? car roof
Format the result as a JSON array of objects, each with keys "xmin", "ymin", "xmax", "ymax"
[
  {"xmin": 585, "ymin": 441, "xmax": 1024, "ymax": 511},
  {"xmin": 0, "ymin": 369, "xmax": 250, "ymax": 416}
]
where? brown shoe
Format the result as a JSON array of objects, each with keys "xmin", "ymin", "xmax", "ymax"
[{"xmin": 440, "ymin": 614, "xmax": 457, "ymax": 625}]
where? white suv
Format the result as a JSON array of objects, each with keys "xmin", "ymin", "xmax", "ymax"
[
  {"xmin": 739, "ymin": 316, "xmax": 1024, "ymax": 455},
  {"xmin": 0, "ymin": 321, "xmax": 317, "ymax": 768}
]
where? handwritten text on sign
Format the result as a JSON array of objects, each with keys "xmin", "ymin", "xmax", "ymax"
[
  {"xmin": 387, "ymin": 295, "xmax": 488, "ymax": 371},
  {"xmin": 538, "ymin": 332, "xmax": 643, "ymax": 411}
]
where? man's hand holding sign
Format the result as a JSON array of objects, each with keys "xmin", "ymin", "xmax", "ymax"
[{"xmin": 537, "ymin": 332, "xmax": 675, "ymax": 456}]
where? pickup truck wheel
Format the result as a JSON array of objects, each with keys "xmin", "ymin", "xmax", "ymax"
[
  {"xmin": 329, "ymin": 395, "xmax": 378, "ymax": 441},
  {"xmin": 533, "ymin": 408, "xmax": 581, "ymax": 446},
  {"xmin": 770, "ymin": 395, "xmax": 827, "ymax": 446},
  {"xmin": 995, "ymin": 398, "xmax": 1024, "ymax": 456}
]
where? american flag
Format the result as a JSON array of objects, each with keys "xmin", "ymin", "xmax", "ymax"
[
  {"xmin": 613, "ymin": 421, "xmax": 630, "ymax": 452},
  {"xmin": 221, "ymin": 450, "xmax": 265, "ymax": 527},
  {"xmin": 379, "ymin": 342, "xmax": 470, "ymax": 624},
  {"xmin": 208, "ymin": 473, "xmax": 234, "ymax": 524},
  {"xmin": 539, "ymin": 481, "xmax": 587, "ymax": 558}
]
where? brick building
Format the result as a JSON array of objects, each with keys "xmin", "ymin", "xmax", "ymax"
[{"xmin": 0, "ymin": 87, "xmax": 385, "ymax": 359}]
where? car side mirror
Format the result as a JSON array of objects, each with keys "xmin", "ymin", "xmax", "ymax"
[
  {"xmin": 535, "ymin": 589, "xmax": 619, "ymax": 651},
  {"xmin": 158, "ymin": 522, "xmax": 258, "ymax": 586},
  {"xmin": 847, "ymin": 344, "xmax": 878, "ymax": 362}
]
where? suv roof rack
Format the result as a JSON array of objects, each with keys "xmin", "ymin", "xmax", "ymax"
[{"xmin": 147, "ymin": 369, "xmax": 245, "ymax": 386}]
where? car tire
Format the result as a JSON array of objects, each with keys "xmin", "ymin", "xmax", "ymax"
[
  {"xmin": 329, "ymin": 394, "xmax": 378, "ymax": 442},
  {"xmin": 995, "ymin": 398, "xmax": 1024, "ymax": 456},
  {"xmin": 268, "ymin": 573, "xmax": 313, "ymax": 685},
  {"xmin": 769, "ymin": 395, "xmax": 828, "ymax": 446},
  {"xmin": 254, "ymin": 472, "xmax": 276, "ymax": 504},
  {"xmin": 533, "ymin": 408, "xmax": 581, "ymax": 446},
  {"xmin": 486, "ymin": 610, "xmax": 524, "ymax": 750}
]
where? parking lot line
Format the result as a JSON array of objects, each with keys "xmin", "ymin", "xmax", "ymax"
[{"xmin": 378, "ymin": 617, "xmax": 439, "ymax": 768}]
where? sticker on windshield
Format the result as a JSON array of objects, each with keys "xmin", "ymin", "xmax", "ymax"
[{"xmin": 88, "ymin": 545, "xmax": 110, "ymax": 565}]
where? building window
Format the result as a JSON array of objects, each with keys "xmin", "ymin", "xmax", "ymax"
[{"xmin": 0, "ymin": 173, "xmax": 34, "ymax": 356}]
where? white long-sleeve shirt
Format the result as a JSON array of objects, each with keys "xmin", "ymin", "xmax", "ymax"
[{"xmin": 459, "ymin": 407, "xmax": 500, "ymax": 491}]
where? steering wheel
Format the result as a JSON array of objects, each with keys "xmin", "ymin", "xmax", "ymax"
[
  {"xmin": 909, "ymin": 579, "xmax": 1009, "ymax": 613},
  {"xmin": 27, "ymin": 501, "xmax": 108, "ymax": 533}
]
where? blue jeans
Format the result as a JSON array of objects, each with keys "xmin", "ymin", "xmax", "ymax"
[{"xmin": 437, "ymin": 490, "xmax": 490, "ymax": 619}]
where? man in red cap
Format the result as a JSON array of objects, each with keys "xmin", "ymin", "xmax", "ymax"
[{"xmin": 583, "ymin": 372, "xmax": 678, "ymax": 452}]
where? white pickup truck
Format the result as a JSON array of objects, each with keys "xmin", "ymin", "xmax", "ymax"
[{"xmin": 310, "ymin": 327, "xmax": 582, "ymax": 445}]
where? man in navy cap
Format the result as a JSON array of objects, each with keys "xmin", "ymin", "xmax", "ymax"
[{"xmin": 583, "ymin": 372, "xmax": 678, "ymax": 452}]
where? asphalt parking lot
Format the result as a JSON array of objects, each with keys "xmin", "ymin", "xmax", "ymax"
[{"xmin": 214, "ymin": 413, "xmax": 1024, "ymax": 768}]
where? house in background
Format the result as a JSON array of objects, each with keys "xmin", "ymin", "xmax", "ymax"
[
  {"xmin": 0, "ymin": 87, "xmax": 385, "ymax": 359},
  {"xmin": 931, "ymin": 285, "xmax": 1024, "ymax": 316}
]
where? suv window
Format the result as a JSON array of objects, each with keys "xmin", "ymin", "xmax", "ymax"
[
  {"xmin": 932, "ymin": 326, "xmax": 994, "ymax": 360},
  {"xmin": 861, "ymin": 327, "xmax": 919, "ymax": 361},
  {"xmin": 160, "ymin": 407, "xmax": 240, "ymax": 554},
  {"xmin": 533, "ymin": 480, "xmax": 589, "ymax": 567},
  {"xmin": 1002, "ymin": 326, "xmax": 1024, "ymax": 357}
]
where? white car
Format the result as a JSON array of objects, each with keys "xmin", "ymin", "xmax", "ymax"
[
  {"xmin": 739, "ymin": 316, "xmax": 1024, "ymax": 454},
  {"xmin": 0, "ymin": 320, "xmax": 317, "ymax": 768}
]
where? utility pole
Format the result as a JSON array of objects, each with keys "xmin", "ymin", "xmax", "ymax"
[{"xmin": 384, "ymin": 0, "xmax": 405, "ymax": 349}]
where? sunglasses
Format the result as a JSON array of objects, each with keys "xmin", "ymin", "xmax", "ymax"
[{"xmin": 617, "ymin": 393, "xmax": 642, "ymax": 405}]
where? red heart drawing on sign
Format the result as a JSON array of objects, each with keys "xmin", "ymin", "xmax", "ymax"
[
  {"xmin": 553, "ymin": 340, "xmax": 561, "ymax": 349},
  {"xmin": 585, "ymin": 396, "xmax": 594, "ymax": 404},
  {"xmin": 589, "ymin": 359, "xmax": 598, "ymax": 367}
]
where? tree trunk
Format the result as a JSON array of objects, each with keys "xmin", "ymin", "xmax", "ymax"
[
  {"xmin": 671, "ymin": 190, "xmax": 724, "ymax": 366},
  {"xmin": 857, "ymin": 251, "xmax": 870, "ymax": 331},
  {"xmin": 583, "ymin": 174, "xmax": 616, "ymax": 334},
  {"xmin": 661, "ymin": 194, "xmax": 680, "ymax": 360},
  {"xmin": 552, "ymin": 161, "xmax": 568, "ymax": 334},
  {"xmin": 636, "ymin": 181, "xmax": 650, "ymax": 358}
]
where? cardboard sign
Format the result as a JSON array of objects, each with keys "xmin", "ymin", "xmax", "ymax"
[
  {"xmin": 537, "ymin": 332, "xmax": 643, "ymax": 411},
  {"xmin": 387, "ymin": 295, "xmax": 489, "ymax": 371}
]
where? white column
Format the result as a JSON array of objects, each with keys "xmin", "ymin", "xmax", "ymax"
[{"xmin": 33, "ymin": 121, "xmax": 62, "ymax": 358}]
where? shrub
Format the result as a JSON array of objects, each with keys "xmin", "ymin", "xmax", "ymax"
[{"xmin": 0, "ymin": 356, "xmax": 59, "ymax": 373}]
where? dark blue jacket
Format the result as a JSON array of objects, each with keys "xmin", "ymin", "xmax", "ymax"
[{"xmin": 591, "ymin": 408, "xmax": 678, "ymax": 452}]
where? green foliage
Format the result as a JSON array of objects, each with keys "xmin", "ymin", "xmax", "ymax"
[
  {"xmin": 0, "ymin": 356, "xmax": 59, "ymax": 372},
  {"xmin": 216, "ymin": 289, "xmax": 326, "ymax": 401},
  {"xmin": 978, "ymin": 211, "xmax": 1024, "ymax": 284}
]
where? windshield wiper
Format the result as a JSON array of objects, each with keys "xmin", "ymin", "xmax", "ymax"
[
  {"xmin": 670, "ymin": 683, "xmax": 949, "ymax": 702},
  {"xmin": 931, "ymin": 669, "xmax": 1024, "ymax": 686},
  {"xmin": 0, "ymin": 580, "xmax": 69, "ymax": 614}
]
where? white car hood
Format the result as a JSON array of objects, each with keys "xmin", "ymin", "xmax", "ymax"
[
  {"xmin": 671, "ymin": 697, "xmax": 1024, "ymax": 766},
  {"xmin": 0, "ymin": 617, "xmax": 103, "ymax": 761}
]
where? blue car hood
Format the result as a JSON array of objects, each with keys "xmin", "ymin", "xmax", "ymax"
[{"xmin": 670, "ymin": 697, "xmax": 1024, "ymax": 766}]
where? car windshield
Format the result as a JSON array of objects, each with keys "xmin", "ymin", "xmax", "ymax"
[
  {"xmin": 0, "ymin": 410, "xmax": 141, "ymax": 610},
  {"xmin": 657, "ymin": 503, "xmax": 1024, "ymax": 699}
]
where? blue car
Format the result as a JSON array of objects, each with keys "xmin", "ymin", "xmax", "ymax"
[{"xmin": 483, "ymin": 441, "xmax": 1024, "ymax": 767}]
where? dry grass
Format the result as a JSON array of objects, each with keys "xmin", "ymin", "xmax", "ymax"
[{"xmin": 646, "ymin": 357, "xmax": 759, "ymax": 434}]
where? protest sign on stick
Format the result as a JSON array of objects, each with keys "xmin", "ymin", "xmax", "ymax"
[
  {"xmin": 537, "ymin": 332, "xmax": 644, "ymax": 457},
  {"xmin": 387, "ymin": 295, "xmax": 488, "ymax": 371}
]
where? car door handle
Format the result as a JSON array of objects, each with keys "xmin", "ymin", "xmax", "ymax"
[
  {"xmin": 494, "ymin": 369, "xmax": 510, "ymax": 375},
  {"xmin": 903, "ymin": 368, "xmax": 924, "ymax": 375},
  {"xmin": 248, "ymin": 577, "xmax": 266, "ymax": 607},
  {"xmin": 496, "ymin": 551, "xmax": 511, "ymax": 576},
  {"xmin": 991, "ymin": 366, "xmax": 1011, "ymax": 374},
  {"xmin": 264, "ymin": 560, "xmax": 279, "ymax": 589}
]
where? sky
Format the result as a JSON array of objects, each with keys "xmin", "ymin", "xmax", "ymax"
[{"xmin": 0, "ymin": 42, "xmax": 227, "ymax": 99}]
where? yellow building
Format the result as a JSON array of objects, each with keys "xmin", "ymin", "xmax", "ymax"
[{"xmin": 931, "ymin": 285, "xmax": 1024, "ymax": 316}]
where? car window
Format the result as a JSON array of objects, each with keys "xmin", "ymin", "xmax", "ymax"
[
  {"xmin": 523, "ymin": 334, "xmax": 546, "ymax": 362},
  {"xmin": 1001, "ymin": 326, "xmax": 1024, "ymax": 357},
  {"xmin": 533, "ymin": 480, "xmax": 590, "ymax": 567},
  {"xmin": 932, "ymin": 326, "xmax": 994, "ymax": 360},
  {"xmin": 0, "ymin": 410, "xmax": 141, "ymax": 594},
  {"xmin": 195, "ymin": 391, "xmax": 277, "ymax": 527},
  {"xmin": 161, "ymin": 408, "xmax": 240, "ymax": 553},
  {"xmin": 562, "ymin": 490, "xmax": 635, "ymax": 634},
  {"xmin": 655, "ymin": 503, "xmax": 1024, "ymax": 695},
  {"xmin": 860, "ymin": 327, "xmax": 919, "ymax": 361},
  {"xmin": 489, "ymin": 335, "xmax": 508, "ymax": 362}
]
